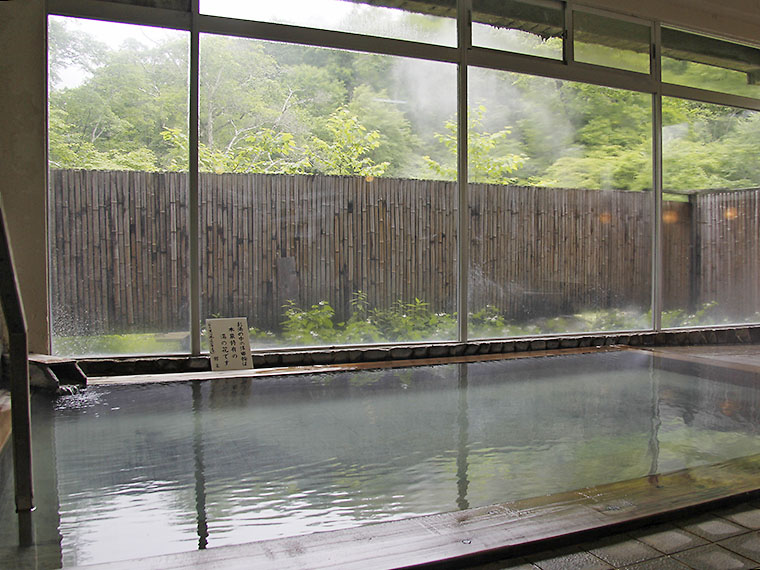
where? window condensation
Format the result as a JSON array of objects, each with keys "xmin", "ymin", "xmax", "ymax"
[
  {"xmin": 48, "ymin": 16, "xmax": 191, "ymax": 356},
  {"xmin": 662, "ymin": 98, "xmax": 760, "ymax": 328},
  {"xmin": 198, "ymin": 35, "xmax": 458, "ymax": 349},
  {"xmin": 468, "ymin": 69, "xmax": 654, "ymax": 337},
  {"xmin": 46, "ymin": 5, "xmax": 760, "ymax": 354}
]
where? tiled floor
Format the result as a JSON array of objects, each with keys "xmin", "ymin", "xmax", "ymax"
[{"xmin": 473, "ymin": 501, "xmax": 760, "ymax": 570}]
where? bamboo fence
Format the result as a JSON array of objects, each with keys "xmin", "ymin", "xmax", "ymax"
[{"xmin": 48, "ymin": 170, "xmax": 759, "ymax": 334}]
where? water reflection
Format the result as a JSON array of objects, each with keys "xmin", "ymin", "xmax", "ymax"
[
  {"xmin": 647, "ymin": 362, "xmax": 661, "ymax": 486},
  {"xmin": 191, "ymin": 381, "xmax": 208, "ymax": 550},
  {"xmin": 456, "ymin": 364, "xmax": 470, "ymax": 511}
]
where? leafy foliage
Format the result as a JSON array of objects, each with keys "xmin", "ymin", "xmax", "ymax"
[
  {"xmin": 49, "ymin": 19, "xmax": 760, "ymax": 193},
  {"xmin": 282, "ymin": 300, "xmax": 336, "ymax": 344},
  {"xmin": 273, "ymin": 293, "xmax": 725, "ymax": 347},
  {"xmin": 309, "ymin": 107, "xmax": 389, "ymax": 176},
  {"xmin": 424, "ymin": 106, "xmax": 527, "ymax": 184}
]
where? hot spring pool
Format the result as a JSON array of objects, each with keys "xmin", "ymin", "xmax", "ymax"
[{"xmin": 2, "ymin": 348, "xmax": 760, "ymax": 567}]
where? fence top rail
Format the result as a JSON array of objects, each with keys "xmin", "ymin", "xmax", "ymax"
[{"xmin": 49, "ymin": 169, "xmax": 760, "ymax": 198}]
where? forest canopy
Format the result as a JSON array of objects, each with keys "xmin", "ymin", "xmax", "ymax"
[{"xmin": 48, "ymin": 17, "xmax": 760, "ymax": 192}]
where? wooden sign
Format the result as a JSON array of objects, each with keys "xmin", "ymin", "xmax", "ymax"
[{"xmin": 206, "ymin": 317, "xmax": 253, "ymax": 371}]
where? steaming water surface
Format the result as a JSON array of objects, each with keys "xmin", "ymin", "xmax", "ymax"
[{"xmin": 13, "ymin": 351, "xmax": 760, "ymax": 566}]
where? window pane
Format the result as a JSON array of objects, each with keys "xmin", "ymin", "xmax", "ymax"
[
  {"xmin": 662, "ymin": 28, "xmax": 760, "ymax": 98},
  {"xmin": 663, "ymin": 98, "xmax": 760, "ymax": 327},
  {"xmin": 468, "ymin": 69, "xmax": 653, "ymax": 337},
  {"xmin": 48, "ymin": 16, "xmax": 190, "ymax": 356},
  {"xmin": 200, "ymin": 0, "xmax": 457, "ymax": 47},
  {"xmin": 199, "ymin": 35, "xmax": 457, "ymax": 348},
  {"xmin": 574, "ymin": 11, "xmax": 650, "ymax": 74},
  {"xmin": 97, "ymin": 0, "xmax": 190, "ymax": 10},
  {"xmin": 472, "ymin": 0, "xmax": 563, "ymax": 59}
]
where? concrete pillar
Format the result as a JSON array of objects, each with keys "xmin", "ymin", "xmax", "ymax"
[{"xmin": 0, "ymin": 0, "xmax": 49, "ymax": 354}]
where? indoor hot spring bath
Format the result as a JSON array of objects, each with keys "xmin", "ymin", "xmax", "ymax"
[{"xmin": 3, "ymin": 348, "xmax": 760, "ymax": 569}]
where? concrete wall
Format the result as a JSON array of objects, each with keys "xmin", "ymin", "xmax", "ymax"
[
  {"xmin": 0, "ymin": 0, "xmax": 758, "ymax": 355},
  {"xmin": 0, "ymin": 0, "xmax": 48, "ymax": 354}
]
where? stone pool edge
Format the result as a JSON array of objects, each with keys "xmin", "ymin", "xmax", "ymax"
[{"xmin": 65, "ymin": 454, "xmax": 760, "ymax": 570}]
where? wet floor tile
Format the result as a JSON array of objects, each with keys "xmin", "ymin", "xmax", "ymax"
[
  {"xmin": 717, "ymin": 505, "xmax": 760, "ymax": 530},
  {"xmin": 629, "ymin": 523, "xmax": 708, "ymax": 554},
  {"xmin": 719, "ymin": 530, "xmax": 760, "ymax": 563},
  {"xmin": 618, "ymin": 556, "xmax": 692, "ymax": 570},
  {"xmin": 677, "ymin": 514, "xmax": 749, "ymax": 541},
  {"xmin": 585, "ymin": 536, "xmax": 662, "ymax": 567},
  {"xmin": 527, "ymin": 546, "xmax": 612, "ymax": 570},
  {"xmin": 671, "ymin": 543, "xmax": 757, "ymax": 570}
]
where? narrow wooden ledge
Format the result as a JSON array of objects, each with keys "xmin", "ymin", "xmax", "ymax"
[
  {"xmin": 68, "ymin": 454, "xmax": 760, "ymax": 570},
  {"xmin": 87, "ymin": 345, "xmax": 621, "ymax": 386},
  {"xmin": 641, "ymin": 345, "xmax": 760, "ymax": 374}
]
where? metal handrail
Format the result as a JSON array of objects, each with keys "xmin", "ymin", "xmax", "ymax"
[{"xmin": 0, "ymin": 193, "xmax": 34, "ymax": 546}]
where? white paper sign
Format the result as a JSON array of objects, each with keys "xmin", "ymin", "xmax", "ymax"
[{"xmin": 206, "ymin": 317, "xmax": 253, "ymax": 371}]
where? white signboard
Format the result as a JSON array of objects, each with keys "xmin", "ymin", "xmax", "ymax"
[{"xmin": 206, "ymin": 317, "xmax": 253, "ymax": 371}]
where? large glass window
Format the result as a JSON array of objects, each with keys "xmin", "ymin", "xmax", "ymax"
[
  {"xmin": 200, "ymin": 0, "xmax": 457, "ymax": 47},
  {"xmin": 45, "ymin": 4, "xmax": 760, "ymax": 356},
  {"xmin": 574, "ymin": 11, "xmax": 651, "ymax": 74},
  {"xmin": 468, "ymin": 69, "xmax": 653, "ymax": 337},
  {"xmin": 662, "ymin": 28, "xmax": 760, "ymax": 99},
  {"xmin": 471, "ymin": 0, "xmax": 563, "ymax": 59},
  {"xmin": 662, "ymin": 98, "xmax": 760, "ymax": 327},
  {"xmin": 199, "ymin": 36, "xmax": 457, "ymax": 348},
  {"xmin": 48, "ymin": 17, "xmax": 190, "ymax": 355}
]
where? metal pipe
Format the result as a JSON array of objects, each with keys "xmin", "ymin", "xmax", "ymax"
[
  {"xmin": 0, "ymin": 194, "xmax": 34, "ymax": 546},
  {"xmin": 457, "ymin": 0, "xmax": 471, "ymax": 343},
  {"xmin": 652, "ymin": 24, "xmax": 664, "ymax": 332},
  {"xmin": 189, "ymin": 0, "xmax": 201, "ymax": 355}
]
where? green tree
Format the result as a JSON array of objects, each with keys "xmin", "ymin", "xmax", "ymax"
[
  {"xmin": 48, "ymin": 17, "xmax": 106, "ymax": 90},
  {"xmin": 347, "ymin": 85, "xmax": 419, "ymax": 177},
  {"xmin": 424, "ymin": 105, "xmax": 526, "ymax": 184},
  {"xmin": 49, "ymin": 23, "xmax": 187, "ymax": 170},
  {"xmin": 162, "ymin": 127, "xmax": 309, "ymax": 174},
  {"xmin": 309, "ymin": 107, "xmax": 389, "ymax": 176}
]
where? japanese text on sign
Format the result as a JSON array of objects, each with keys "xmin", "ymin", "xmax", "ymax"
[{"xmin": 206, "ymin": 317, "xmax": 253, "ymax": 371}]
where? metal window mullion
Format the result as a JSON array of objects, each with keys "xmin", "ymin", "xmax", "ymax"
[
  {"xmin": 469, "ymin": 49, "xmax": 658, "ymax": 95},
  {"xmin": 198, "ymin": 15, "xmax": 458, "ymax": 65},
  {"xmin": 662, "ymin": 82, "xmax": 760, "ymax": 112},
  {"xmin": 564, "ymin": 0, "xmax": 574, "ymax": 64},
  {"xmin": 189, "ymin": 1, "xmax": 200, "ymax": 355},
  {"xmin": 652, "ymin": 23, "xmax": 663, "ymax": 332},
  {"xmin": 457, "ymin": 0, "xmax": 471, "ymax": 343}
]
